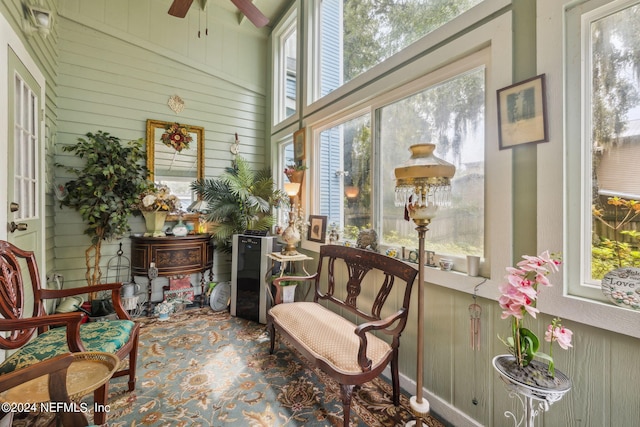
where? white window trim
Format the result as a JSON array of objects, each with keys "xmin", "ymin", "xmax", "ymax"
[
  {"xmin": 304, "ymin": 0, "xmax": 511, "ymax": 119},
  {"xmin": 301, "ymin": 12, "xmax": 513, "ymax": 302},
  {"xmin": 271, "ymin": 3, "xmax": 299, "ymax": 131},
  {"xmin": 538, "ymin": 0, "xmax": 640, "ymax": 339}
]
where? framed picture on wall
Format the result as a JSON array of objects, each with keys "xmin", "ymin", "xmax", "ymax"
[
  {"xmin": 497, "ymin": 74, "xmax": 549, "ymax": 149},
  {"xmin": 307, "ymin": 215, "xmax": 327, "ymax": 243},
  {"xmin": 294, "ymin": 128, "xmax": 306, "ymax": 161}
]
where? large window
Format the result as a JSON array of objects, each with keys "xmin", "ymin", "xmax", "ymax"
[
  {"xmin": 567, "ymin": 0, "xmax": 640, "ymax": 301},
  {"xmin": 273, "ymin": 10, "xmax": 297, "ymax": 125},
  {"xmin": 313, "ymin": 0, "xmax": 483, "ymax": 101},
  {"xmin": 315, "ymin": 65, "xmax": 485, "ymax": 262},
  {"xmin": 317, "ymin": 113, "xmax": 372, "ymax": 237},
  {"xmin": 380, "ymin": 67, "xmax": 485, "ymax": 256}
]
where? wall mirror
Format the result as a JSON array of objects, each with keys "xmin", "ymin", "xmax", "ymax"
[{"xmin": 146, "ymin": 119, "xmax": 204, "ymax": 219}]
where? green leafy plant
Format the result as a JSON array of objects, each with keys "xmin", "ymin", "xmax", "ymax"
[
  {"xmin": 592, "ymin": 197, "xmax": 640, "ymax": 279},
  {"xmin": 191, "ymin": 156, "xmax": 287, "ymax": 253},
  {"xmin": 57, "ymin": 131, "xmax": 148, "ymax": 288}
]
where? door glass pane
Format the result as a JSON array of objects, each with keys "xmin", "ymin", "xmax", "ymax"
[{"xmin": 13, "ymin": 73, "xmax": 39, "ymax": 220}]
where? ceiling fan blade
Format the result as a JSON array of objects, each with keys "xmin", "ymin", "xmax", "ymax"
[
  {"xmin": 168, "ymin": 0, "xmax": 194, "ymax": 18},
  {"xmin": 230, "ymin": 0, "xmax": 269, "ymax": 28}
]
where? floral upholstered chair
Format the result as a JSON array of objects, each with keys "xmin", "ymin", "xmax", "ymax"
[{"xmin": 0, "ymin": 240, "xmax": 140, "ymax": 425}]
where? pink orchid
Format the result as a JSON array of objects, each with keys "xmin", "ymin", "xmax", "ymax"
[
  {"xmin": 498, "ymin": 251, "xmax": 569, "ymax": 374},
  {"xmin": 545, "ymin": 323, "xmax": 573, "ymax": 350}
]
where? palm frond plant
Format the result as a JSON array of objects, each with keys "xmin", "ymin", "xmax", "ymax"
[{"xmin": 191, "ymin": 156, "xmax": 287, "ymax": 252}]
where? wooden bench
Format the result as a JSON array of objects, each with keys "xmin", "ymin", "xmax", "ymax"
[{"xmin": 267, "ymin": 245, "xmax": 418, "ymax": 427}]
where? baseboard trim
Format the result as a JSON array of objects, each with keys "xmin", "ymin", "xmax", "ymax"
[{"xmin": 382, "ymin": 367, "xmax": 483, "ymax": 427}]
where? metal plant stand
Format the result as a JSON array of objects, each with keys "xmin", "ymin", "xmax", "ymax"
[{"xmin": 493, "ymin": 355, "xmax": 571, "ymax": 427}]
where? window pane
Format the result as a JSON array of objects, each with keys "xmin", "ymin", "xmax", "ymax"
[
  {"xmin": 274, "ymin": 14, "xmax": 297, "ymax": 125},
  {"xmin": 283, "ymin": 28, "xmax": 297, "ymax": 119},
  {"xmin": 380, "ymin": 67, "xmax": 485, "ymax": 256},
  {"xmin": 317, "ymin": 0, "xmax": 483, "ymax": 99},
  {"xmin": 590, "ymin": 3, "xmax": 640, "ymax": 281},
  {"xmin": 318, "ymin": 114, "xmax": 371, "ymax": 237}
]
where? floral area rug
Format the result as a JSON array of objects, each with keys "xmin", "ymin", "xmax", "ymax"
[{"xmin": 16, "ymin": 308, "xmax": 445, "ymax": 426}]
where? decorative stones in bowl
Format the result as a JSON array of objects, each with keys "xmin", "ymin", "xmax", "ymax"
[{"xmin": 601, "ymin": 267, "xmax": 640, "ymax": 310}]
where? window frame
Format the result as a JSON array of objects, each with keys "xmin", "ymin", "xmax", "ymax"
[
  {"xmin": 271, "ymin": 4, "xmax": 299, "ymax": 130},
  {"xmin": 301, "ymin": 12, "xmax": 514, "ymax": 298},
  {"xmin": 538, "ymin": 0, "xmax": 640, "ymax": 339}
]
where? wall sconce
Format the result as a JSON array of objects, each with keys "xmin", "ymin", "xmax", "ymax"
[
  {"xmin": 22, "ymin": 2, "xmax": 53, "ymax": 38},
  {"xmin": 344, "ymin": 185, "xmax": 359, "ymax": 200}
]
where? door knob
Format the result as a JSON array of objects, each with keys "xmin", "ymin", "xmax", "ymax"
[
  {"xmin": 9, "ymin": 202, "xmax": 19, "ymax": 212},
  {"xmin": 9, "ymin": 222, "xmax": 28, "ymax": 233}
]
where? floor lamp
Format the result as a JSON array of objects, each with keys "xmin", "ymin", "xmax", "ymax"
[{"xmin": 394, "ymin": 143, "xmax": 455, "ymax": 427}]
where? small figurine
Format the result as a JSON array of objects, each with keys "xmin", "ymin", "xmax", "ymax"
[
  {"xmin": 356, "ymin": 229, "xmax": 378, "ymax": 252},
  {"xmin": 328, "ymin": 224, "xmax": 340, "ymax": 244}
]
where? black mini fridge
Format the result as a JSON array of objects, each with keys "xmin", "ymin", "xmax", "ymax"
[{"xmin": 230, "ymin": 234, "xmax": 280, "ymax": 323}]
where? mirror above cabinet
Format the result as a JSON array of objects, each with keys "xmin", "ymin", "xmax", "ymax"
[{"xmin": 146, "ymin": 119, "xmax": 205, "ymax": 220}]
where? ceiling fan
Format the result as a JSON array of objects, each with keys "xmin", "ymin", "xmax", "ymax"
[{"xmin": 168, "ymin": 0, "xmax": 269, "ymax": 28}]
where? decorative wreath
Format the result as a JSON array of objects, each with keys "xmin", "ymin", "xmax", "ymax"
[{"xmin": 161, "ymin": 122, "xmax": 192, "ymax": 152}]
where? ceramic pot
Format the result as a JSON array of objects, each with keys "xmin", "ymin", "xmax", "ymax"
[
  {"xmin": 172, "ymin": 219, "xmax": 189, "ymax": 237},
  {"xmin": 282, "ymin": 284, "xmax": 297, "ymax": 303},
  {"xmin": 143, "ymin": 211, "xmax": 168, "ymax": 237}
]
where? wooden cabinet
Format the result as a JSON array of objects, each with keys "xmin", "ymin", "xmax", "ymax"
[{"xmin": 130, "ymin": 235, "xmax": 214, "ymax": 312}]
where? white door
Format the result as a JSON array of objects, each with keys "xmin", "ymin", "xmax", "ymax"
[{"xmin": 1, "ymin": 15, "xmax": 46, "ymax": 276}]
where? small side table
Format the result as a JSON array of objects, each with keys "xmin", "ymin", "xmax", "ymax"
[
  {"xmin": 0, "ymin": 352, "xmax": 120, "ymax": 425},
  {"xmin": 266, "ymin": 252, "xmax": 313, "ymax": 304}
]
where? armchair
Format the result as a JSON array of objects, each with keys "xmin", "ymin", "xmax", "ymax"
[{"xmin": 0, "ymin": 240, "xmax": 140, "ymax": 425}]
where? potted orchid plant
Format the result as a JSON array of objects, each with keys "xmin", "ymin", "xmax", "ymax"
[{"xmin": 495, "ymin": 251, "xmax": 573, "ymax": 388}]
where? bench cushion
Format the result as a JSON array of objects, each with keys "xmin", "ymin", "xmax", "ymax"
[
  {"xmin": 0, "ymin": 320, "xmax": 135, "ymax": 374},
  {"xmin": 269, "ymin": 302, "xmax": 392, "ymax": 375}
]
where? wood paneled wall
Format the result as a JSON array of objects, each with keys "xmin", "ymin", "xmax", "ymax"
[{"xmin": 53, "ymin": 0, "xmax": 271, "ymax": 288}]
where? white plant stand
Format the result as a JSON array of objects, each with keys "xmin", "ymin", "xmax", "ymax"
[{"xmin": 492, "ymin": 355, "xmax": 571, "ymax": 427}]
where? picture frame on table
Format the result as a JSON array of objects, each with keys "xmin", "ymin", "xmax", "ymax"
[
  {"xmin": 293, "ymin": 128, "xmax": 306, "ymax": 161},
  {"xmin": 307, "ymin": 215, "xmax": 327, "ymax": 243},
  {"xmin": 497, "ymin": 74, "xmax": 548, "ymax": 149}
]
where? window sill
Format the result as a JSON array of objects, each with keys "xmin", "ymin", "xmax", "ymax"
[{"xmin": 417, "ymin": 264, "xmax": 501, "ymax": 301}]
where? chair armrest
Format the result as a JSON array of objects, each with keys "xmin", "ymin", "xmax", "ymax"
[
  {"xmin": 0, "ymin": 312, "xmax": 87, "ymax": 352},
  {"xmin": 40, "ymin": 282, "xmax": 131, "ymax": 321},
  {"xmin": 0, "ymin": 352, "xmax": 74, "ymax": 393},
  {"xmin": 353, "ymin": 309, "xmax": 408, "ymax": 372},
  {"xmin": 272, "ymin": 274, "xmax": 317, "ymax": 304}
]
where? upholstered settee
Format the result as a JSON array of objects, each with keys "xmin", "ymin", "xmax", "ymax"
[{"xmin": 267, "ymin": 245, "xmax": 418, "ymax": 427}]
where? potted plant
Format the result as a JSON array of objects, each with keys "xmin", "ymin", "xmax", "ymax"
[
  {"xmin": 191, "ymin": 156, "xmax": 288, "ymax": 252},
  {"xmin": 132, "ymin": 182, "xmax": 181, "ymax": 236},
  {"xmin": 154, "ymin": 300, "xmax": 174, "ymax": 320},
  {"xmin": 284, "ymin": 159, "xmax": 307, "ymax": 184},
  {"xmin": 494, "ymin": 250, "xmax": 573, "ymax": 421},
  {"xmin": 57, "ymin": 131, "xmax": 149, "ymax": 289}
]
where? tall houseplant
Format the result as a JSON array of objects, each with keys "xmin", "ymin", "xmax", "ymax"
[
  {"xmin": 57, "ymin": 131, "xmax": 149, "ymax": 288},
  {"xmin": 191, "ymin": 156, "xmax": 287, "ymax": 252}
]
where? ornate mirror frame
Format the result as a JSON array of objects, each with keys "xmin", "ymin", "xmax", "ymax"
[{"xmin": 146, "ymin": 119, "xmax": 205, "ymax": 220}]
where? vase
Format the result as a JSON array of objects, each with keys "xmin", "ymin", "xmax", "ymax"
[
  {"xmin": 282, "ymin": 284, "xmax": 297, "ymax": 303},
  {"xmin": 493, "ymin": 354, "xmax": 571, "ymax": 427},
  {"xmin": 143, "ymin": 211, "xmax": 168, "ymax": 237},
  {"xmin": 172, "ymin": 219, "xmax": 189, "ymax": 237}
]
